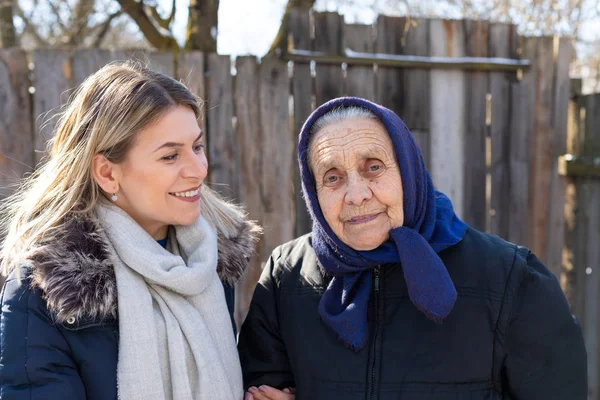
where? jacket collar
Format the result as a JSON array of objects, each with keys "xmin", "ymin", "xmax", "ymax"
[{"xmin": 27, "ymin": 212, "xmax": 260, "ymax": 324}]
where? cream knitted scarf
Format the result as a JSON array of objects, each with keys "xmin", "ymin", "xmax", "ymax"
[{"xmin": 95, "ymin": 202, "xmax": 243, "ymax": 400}]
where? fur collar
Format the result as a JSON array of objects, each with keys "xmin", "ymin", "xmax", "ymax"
[{"xmin": 26, "ymin": 212, "xmax": 260, "ymax": 324}]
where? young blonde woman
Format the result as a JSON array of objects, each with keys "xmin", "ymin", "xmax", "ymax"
[{"xmin": 0, "ymin": 61, "xmax": 259, "ymax": 400}]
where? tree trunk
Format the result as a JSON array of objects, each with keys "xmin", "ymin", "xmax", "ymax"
[
  {"xmin": 185, "ymin": 0, "xmax": 219, "ymax": 52},
  {"xmin": 267, "ymin": 0, "xmax": 316, "ymax": 56},
  {"xmin": 0, "ymin": 0, "xmax": 17, "ymax": 48}
]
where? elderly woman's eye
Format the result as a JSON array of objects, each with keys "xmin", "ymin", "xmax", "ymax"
[{"xmin": 366, "ymin": 160, "xmax": 385, "ymax": 174}]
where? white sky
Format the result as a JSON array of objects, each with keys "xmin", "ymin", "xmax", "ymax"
[{"xmin": 165, "ymin": 0, "xmax": 600, "ymax": 57}]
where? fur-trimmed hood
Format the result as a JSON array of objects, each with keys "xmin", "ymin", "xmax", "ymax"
[{"xmin": 25, "ymin": 212, "xmax": 260, "ymax": 324}]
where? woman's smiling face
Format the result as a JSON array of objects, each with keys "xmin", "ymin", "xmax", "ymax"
[
  {"xmin": 309, "ymin": 117, "xmax": 404, "ymax": 250},
  {"xmin": 111, "ymin": 105, "xmax": 208, "ymax": 239}
]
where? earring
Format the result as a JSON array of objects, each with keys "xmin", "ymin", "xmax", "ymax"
[{"xmin": 111, "ymin": 192, "xmax": 118, "ymax": 202}]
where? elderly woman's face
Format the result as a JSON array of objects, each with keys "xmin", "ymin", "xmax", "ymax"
[{"xmin": 310, "ymin": 117, "xmax": 404, "ymax": 250}]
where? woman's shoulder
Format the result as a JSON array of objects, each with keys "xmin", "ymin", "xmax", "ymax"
[
  {"xmin": 5, "ymin": 213, "xmax": 118, "ymax": 327},
  {"xmin": 265, "ymin": 233, "xmax": 325, "ymax": 288},
  {"xmin": 441, "ymin": 226, "xmax": 541, "ymax": 292}
]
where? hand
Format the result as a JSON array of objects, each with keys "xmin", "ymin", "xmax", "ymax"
[{"xmin": 244, "ymin": 385, "xmax": 295, "ymax": 400}]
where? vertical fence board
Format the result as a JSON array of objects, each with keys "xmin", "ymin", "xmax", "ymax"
[
  {"xmin": 314, "ymin": 12, "xmax": 343, "ymax": 104},
  {"xmin": 489, "ymin": 23, "xmax": 513, "ymax": 238},
  {"xmin": 71, "ymin": 49, "xmax": 113, "ymax": 87},
  {"xmin": 0, "ymin": 50, "xmax": 34, "ymax": 199},
  {"xmin": 563, "ymin": 93, "xmax": 600, "ymax": 399},
  {"xmin": 289, "ymin": 8, "xmax": 313, "ymax": 237},
  {"xmin": 259, "ymin": 57, "xmax": 294, "ymax": 256},
  {"xmin": 344, "ymin": 24, "xmax": 375, "ymax": 101},
  {"xmin": 395, "ymin": 17, "xmax": 432, "ymax": 168},
  {"xmin": 206, "ymin": 54, "xmax": 238, "ymax": 199},
  {"xmin": 178, "ymin": 52, "xmax": 207, "ymax": 135},
  {"xmin": 507, "ymin": 81, "xmax": 530, "ymax": 245},
  {"xmin": 233, "ymin": 56, "xmax": 262, "ymax": 327},
  {"xmin": 375, "ymin": 16, "xmax": 405, "ymax": 120},
  {"xmin": 545, "ymin": 38, "xmax": 572, "ymax": 277},
  {"xmin": 522, "ymin": 37, "xmax": 555, "ymax": 262},
  {"xmin": 462, "ymin": 20, "xmax": 489, "ymax": 231},
  {"xmin": 429, "ymin": 19, "xmax": 466, "ymax": 217},
  {"xmin": 32, "ymin": 50, "xmax": 72, "ymax": 164}
]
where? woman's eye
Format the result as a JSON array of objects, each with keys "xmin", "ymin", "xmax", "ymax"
[
  {"xmin": 193, "ymin": 143, "xmax": 204, "ymax": 152},
  {"xmin": 323, "ymin": 173, "xmax": 341, "ymax": 186},
  {"xmin": 162, "ymin": 153, "xmax": 178, "ymax": 161},
  {"xmin": 366, "ymin": 160, "xmax": 385, "ymax": 174}
]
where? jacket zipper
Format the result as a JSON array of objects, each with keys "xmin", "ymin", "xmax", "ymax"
[{"xmin": 369, "ymin": 267, "xmax": 381, "ymax": 400}]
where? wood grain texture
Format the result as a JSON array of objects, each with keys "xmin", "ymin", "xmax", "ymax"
[
  {"xmin": 289, "ymin": 8, "xmax": 313, "ymax": 237},
  {"xmin": 233, "ymin": 56, "xmax": 262, "ymax": 327},
  {"xmin": 428, "ymin": 19, "xmax": 466, "ymax": 218},
  {"xmin": 206, "ymin": 54, "xmax": 238, "ymax": 199},
  {"xmin": 343, "ymin": 23, "xmax": 375, "ymax": 101},
  {"xmin": 313, "ymin": 12, "xmax": 343, "ymax": 104},
  {"xmin": 178, "ymin": 51, "xmax": 207, "ymax": 134},
  {"xmin": 259, "ymin": 57, "xmax": 294, "ymax": 257},
  {"xmin": 71, "ymin": 49, "xmax": 113, "ymax": 87},
  {"xmin": 462, "ymin": 20, "xmax": 489, "ymax": 231},
  {"xmin": 0, "ymin": 50, "xmax": 34, "ymax": 199},
  {"xmin": 32, "ymin": 49, "xmax": 72, "ymax": 164}
]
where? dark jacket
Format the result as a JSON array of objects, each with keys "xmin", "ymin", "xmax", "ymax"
[
  {"xmin": 238, "ymin": 228, "xmax": 587, "ymax": 400},
  {"xmin": 0, "ymin": 213, "xmax": 259, "ymax": 400}
]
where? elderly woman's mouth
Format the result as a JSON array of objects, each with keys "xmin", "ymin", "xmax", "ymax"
[{"xmin": 346, "ymin": 213, "xmax": 382, "ymax": 225}]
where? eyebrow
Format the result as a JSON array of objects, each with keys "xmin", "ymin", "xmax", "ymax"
[
  {"xmin": 313, "ymin": 145, "xmax": 389, "ymax": 174},
  {"xmin": 153, "ymin": 131, "xmax": 203, "ymax": 153}
]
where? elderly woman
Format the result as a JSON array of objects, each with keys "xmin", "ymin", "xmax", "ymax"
[{"xmin": 238, "ymin": 97, "xmax": 587, "ymax": 400}]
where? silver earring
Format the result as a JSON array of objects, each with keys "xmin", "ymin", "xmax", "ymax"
[{"xmin": 111, "ymin": 193, "xmax": 118, "ymax": 202}]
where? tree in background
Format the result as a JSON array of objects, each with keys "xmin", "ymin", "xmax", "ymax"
[{"xmin": 0, "ymin": 0, "xmax": 17, "ymax": 47}]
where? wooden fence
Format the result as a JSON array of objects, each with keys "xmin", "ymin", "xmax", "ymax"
[
  {"xmin": 564, "ymin": 88, "xmax": 600, "ymax": 399},
  {"xmin": 0, "ymin": 9, "xmax": 592, "ymax": 395}
]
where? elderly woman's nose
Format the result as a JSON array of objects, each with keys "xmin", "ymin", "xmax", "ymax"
[{"xmin": 344, "ymin": 175, "xmax": 372, "ymax": 205}]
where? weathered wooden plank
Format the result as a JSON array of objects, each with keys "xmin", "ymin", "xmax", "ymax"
[
  {"xmin": 178, "ymin": 52, "xmax": 207, "ymax": 135},
  {"xmin": 259, "ymin": 57, "xmax": 294, "ymax": 256},
  {"xmin": 375, "ymin": 16, "xmax": 405, "ymax": 120},
  {"xmin": 0, "ymin": 50, "xmax": 35, "ymax": 199},
  {"xmin": 343, "ymin": 23, "xmax": 375, "ymax": 101},
  {"xmin": 206, "ymin": 54, "xmax": 238, "ymax": 199},
  {"xmin": 32, "ymin": 49, "xmax": 72, "ymax": 164},
  {"xmin": 583, "ymin": 180, "xmax": 600, "ymax": 400},
  {"xmin": 545, "ymin": 38, "xmax": 572, "ymax": 277},
  {"xmin": 71, "ymin": 49, "xmax": 113, "ymax": 88},
  {"xmin": 119, "ymin": 50, "xmax": 175, "ymax": 77},
  {"xmin": 522, "ymin": 37, "xmax": 555, "ymax": 260},
  {"xmin": 488, "ymin": 23, "xmax": 513, "ymax": 239},
  {"xmin": 289, "ymin": 8, "xmax": 313, "ymax": 238},
  {"xmin": 507, "ymin": 81, "xmax": 530, "ymax": 245},
  {"xmin": 313, "ymin": 12, "xmax": 344, "ymax": 105},
  {"xmin": 462, "ymin": 20, "xmax": 489, "ymax": 231},
  {"xmin": 429, "ymin": 19, "xmax": 466, "ymax": 217},
  {"xmin": 233, "ymin": 56, "xmax": 262, "ymax": 327}
]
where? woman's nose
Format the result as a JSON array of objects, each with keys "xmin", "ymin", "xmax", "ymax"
[
  {"xmin": 344, "ymin": 174, "xmax": 372, "ymax": 206},
  {"xmin": 182, "ymin": 152, "xmax": 208, "ymax": 180}
]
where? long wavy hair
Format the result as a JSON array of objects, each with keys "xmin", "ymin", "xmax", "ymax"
[{"xmin": 1, "ymin": 61, "xmax": 248, "ymax": 278}]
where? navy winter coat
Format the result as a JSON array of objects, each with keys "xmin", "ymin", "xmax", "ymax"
[
  {"xmin": 238, "ymin": 227, "xmax": 588, "ymax": 399},
  {"xmin": 0, "ymin": 214, "xmax": 257, "ymax": 400}
]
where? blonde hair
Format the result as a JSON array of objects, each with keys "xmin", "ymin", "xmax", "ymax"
[{"xmin": 1, "ymin": 61, "xmax": 248, "ymax": 278}]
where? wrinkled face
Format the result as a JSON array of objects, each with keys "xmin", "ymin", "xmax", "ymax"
[
  {"xmin": 114, "ymin": 105, "xmax": 208, "ymax": 239},
  {"xmin": 309, "ymin": 117, "xmax": 404, "ymax": 250}
]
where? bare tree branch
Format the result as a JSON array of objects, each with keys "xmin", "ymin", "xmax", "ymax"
[
  {"xmin": 185, "ymin": 0, "xmax": 219, "ymax": 51},
  {"xmin": 267, "ymin": 0, "xmax": 316, "ymax": 56},
  {"xmin": 147, "ymin": 0, "xmax": 175, "ymax": 30},
  {"xmin": 117, "ymin": 0, "xmax": 179, "ymax": 50},
  {"xmin": 91, "ymin": 9, "xmax": 123, "ymax": 47},
  {"xmin": 14, "ymin": 2, "xmax": 49, "ymax": 47}
]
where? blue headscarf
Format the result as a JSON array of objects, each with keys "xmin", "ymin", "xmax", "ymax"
[{"xmin": 298, "ymin": 97, "xmax": 468, "ymax": 351}]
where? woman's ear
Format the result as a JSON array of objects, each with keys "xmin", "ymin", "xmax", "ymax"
[{"xmin": 92, "ymin": 153, "xmax": 120, "ymax": 194}]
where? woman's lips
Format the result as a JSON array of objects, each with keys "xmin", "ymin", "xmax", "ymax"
[{"xmin": 346, "ymin": 213, "xmax": 382, "ymax": 225}]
